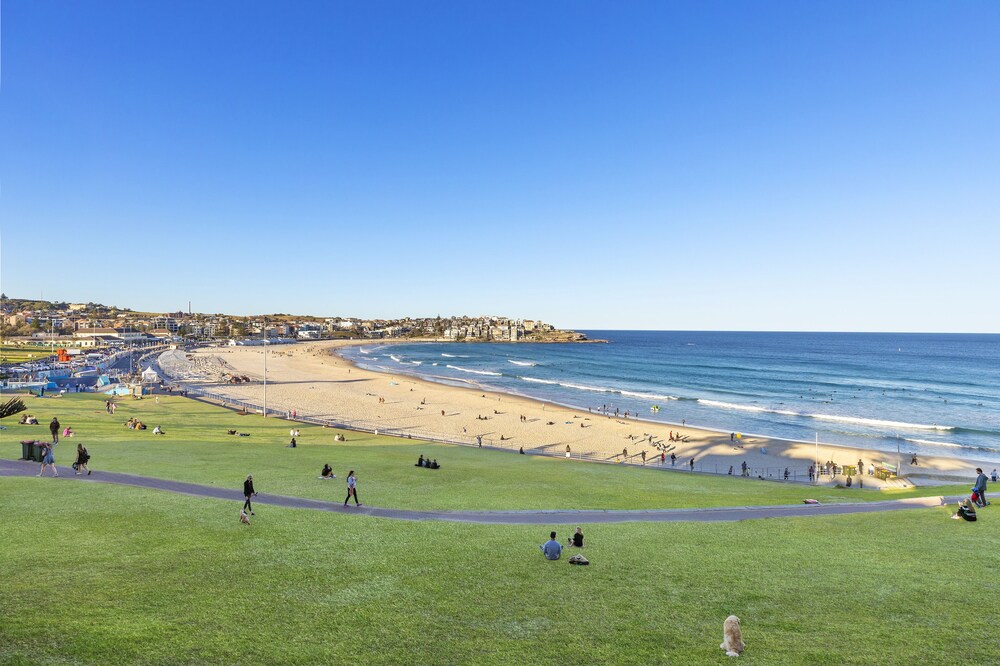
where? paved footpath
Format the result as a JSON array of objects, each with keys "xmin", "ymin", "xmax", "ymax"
[{"xmin": 1, "ymin": 459, "xmax": 957, "ymax": 524}]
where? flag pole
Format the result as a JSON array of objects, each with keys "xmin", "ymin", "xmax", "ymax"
[{"xmin": 815, "ymin": 432, "xmax": 819, "ymax": 485}]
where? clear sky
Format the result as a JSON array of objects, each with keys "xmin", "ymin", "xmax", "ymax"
[{"xmin": 2, "ymin": 1, "xmax": 998, "ymax": 332}]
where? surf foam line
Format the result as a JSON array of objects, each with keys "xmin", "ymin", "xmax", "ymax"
[
  {"xmin": 696, "ymin": 399, "xmax": 954, "ymax": 431},
  {"xmin": 446, "ymin": 365, "xmax": 502, "ymax": 377},
  {"xmin": 508, "ymin": 360, "xmax": 537, "ymax": 367},
  {"xmin": 519, "ymin": 377, "xmax": 678, "ymax": 401},
  {"xmin": 904, "ymin": 438, "xmax": 962, "ymax": 449}
]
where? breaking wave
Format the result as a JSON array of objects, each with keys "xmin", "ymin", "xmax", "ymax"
[
  {"xmin": 446, "ymin": 365, "xmax": 502, "ymax": 376},
  {"xmin": 904, "ymin": 438, "xmax": 961, "ymax": 448},
  {"xmin": 519, "ymin": 377, "xmax": 677, "ymax": 401},
  {"xmin": 697, "ymin": 399, "xmax": 954, "ymax": 431}
]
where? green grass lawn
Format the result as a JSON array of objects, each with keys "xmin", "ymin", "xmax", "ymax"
[
  {"xmin": 1, "ymin": 479, "xmax": 997, "ymax": 665},
  {"xmin": 2, "ymin": 393, "xmax": 971, "ymax": 510},
  {"xmin": 0, "ymin": 344, "xmax": 57, "ymax": 365}
]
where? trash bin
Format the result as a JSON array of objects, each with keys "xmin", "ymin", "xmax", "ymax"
[
  {"xmin": 21, "ymin": 440, "xmax": 33, "ymax": 460},
  {"xmin": 28, "ymin": 441, "xmax": 45, "ymax": 463}
]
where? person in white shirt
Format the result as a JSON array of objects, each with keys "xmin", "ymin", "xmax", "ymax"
[{"xmin": 344, "ymin": 470, "xmax": 361, "ymax": 506}]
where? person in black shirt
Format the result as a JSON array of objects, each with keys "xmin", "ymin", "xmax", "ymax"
[
  {"xmin": 243, "ymin": 475, "xmax": 256, "ymax": 515},
  {"xmin": 953, "ymin": 499, "xmax": 977, "ymax": 522},
  {"xmin": 568, "ymin": 527, "xmax": 584, "ymax": 548}
]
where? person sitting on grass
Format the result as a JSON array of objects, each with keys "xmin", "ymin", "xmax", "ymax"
[
  {"xmin": 319, "ymin": 464, "xmax": 336, "ymax": 479},
  {"xmin": 540, "ymin": 531, "xmax": 562, "ymax": 560},
  {"xmin": 429, "ymin": 459, "xmax": 440, "ymax": 469},
  {"xmin": 952, "ymin": 499, "xmax": 977, "ymax": 522},
  {"xmin": 287, "ymin": 437, "xmax": 297, "ymax": 448},
  {"xmin": 153, "ymin": 425, "xmax": 165, "ymax": 435},
  {"xmin": 567, "ymin": 527, "xmax": 584, "ymax": 548},
  {"xmin": 415, "ymin": 455, "xmax": 425, "ymax": 467}
]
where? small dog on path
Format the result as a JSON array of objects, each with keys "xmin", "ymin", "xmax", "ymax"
[
  {"xmin": 240, "ymin": 509, "xmax": 251, "ymax": 525},
  {"xmin": 721, "ymin": 615, "xmax": 745, "ymax": 657}
]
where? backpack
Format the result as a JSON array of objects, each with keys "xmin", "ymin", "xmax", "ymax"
[{"xmin": 568, "ymin": 554, "xmax": 589, "ymax": 565}]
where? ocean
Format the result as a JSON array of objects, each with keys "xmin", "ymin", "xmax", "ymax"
[{"xmin": 337, "ymin": 331, "xmax": 1000, "ymax": 460}]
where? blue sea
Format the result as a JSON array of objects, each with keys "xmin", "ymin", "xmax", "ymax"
[{"xmin": 338, "ymin": 331, "xmax": 1000, "ymax": 460}]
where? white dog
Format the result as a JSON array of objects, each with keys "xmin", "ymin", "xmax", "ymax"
[
  {"xmin": 240, "ymin": 509, "xmax": 251, "ymax": 525},
  {"xmin": 720, "ymin": 615, "xmax": 745, "ymax": 657}
]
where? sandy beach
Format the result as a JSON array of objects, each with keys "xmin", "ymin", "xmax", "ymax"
[{"xmin": 158, "ymin": 341, "xmax": 999, "ymax": 488}]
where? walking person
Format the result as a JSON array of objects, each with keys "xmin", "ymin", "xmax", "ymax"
[
  {"xmin": 50, "ymin": 417, "xmax": 61, "ymax": 444},
  {"xmin": 973, "ymin": 468, "xmax": 989, "ymax": 507},
  {"xmin": 37, "ymin": 441, "xmax": 58, "ymax": 477},
  {"xmin": 74, "ymin": 443, "xmax": 92, "ymax": 475},
  {"xmin": 243, "ymin": 474, "xmax": 257, "ymax": 516},
  {"xmin": 344, "ymin": 470, "xmax": 361, "ymax": 506}
]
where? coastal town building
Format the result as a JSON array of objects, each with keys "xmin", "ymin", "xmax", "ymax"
[
  {"xmin": 151, "ymin": 316, "xmax": 180, "ymax": 333},
  {"xmin": 1, "ymin": 297, "xmax": 584, "ymax": 354}
]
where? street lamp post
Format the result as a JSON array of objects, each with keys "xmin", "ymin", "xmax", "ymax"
[
  {"xmin": 262, "ymin": 320, "xmax": 267, "ymax": 418},
  {"xmin": 896, "ymin": 432, "xmax": 903, "ymax": 477},
  {"xmin": 814, "ymin": 432, "xmax": 819, "ymax": 485}
]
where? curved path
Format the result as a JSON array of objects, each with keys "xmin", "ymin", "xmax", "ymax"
[{"xmin": 1, "ymin": 459, "xmax": 955, "ymax": 524}]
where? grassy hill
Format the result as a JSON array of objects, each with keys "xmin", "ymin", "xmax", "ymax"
[{"xmin": 1, "ymin": 393, "xmax": 995, "ymax": 665}]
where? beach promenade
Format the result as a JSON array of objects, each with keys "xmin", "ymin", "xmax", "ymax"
[{"xmin": 0, "ymin": 459, "xmax": 955, "ymax": 523}]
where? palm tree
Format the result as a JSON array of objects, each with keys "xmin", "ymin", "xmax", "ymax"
[{"xmin": 0, "ymin": 397, "xmax": 26, "ymax": 420}]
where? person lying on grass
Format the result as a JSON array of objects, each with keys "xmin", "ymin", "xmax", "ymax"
[{"xmin": 952, "ymin": 499, "xmax": 977, "ymax": 522}]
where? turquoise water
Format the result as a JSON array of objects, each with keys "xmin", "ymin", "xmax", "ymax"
[{"xmin": 338, "ymin": 331, "xmax": 1000, "ymax": 460}]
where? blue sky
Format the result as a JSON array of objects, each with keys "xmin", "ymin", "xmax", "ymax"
[{"xmin": 2, "ymin": 1, "xmax": 998, "ymax": 331}]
